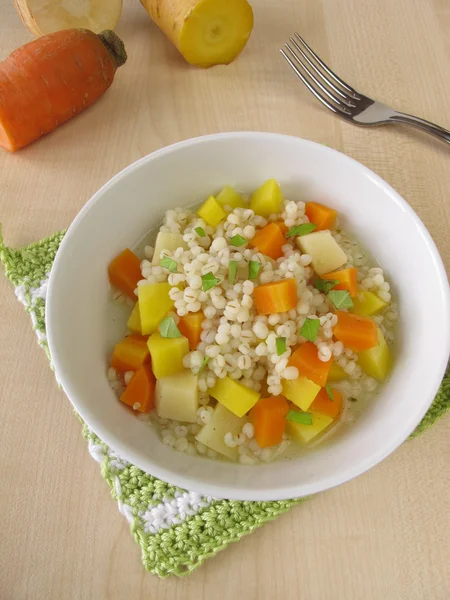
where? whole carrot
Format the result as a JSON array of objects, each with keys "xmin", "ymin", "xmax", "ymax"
[{"xmin": 0, "ymin": 29, "xmax": 127, "ymax": 152}]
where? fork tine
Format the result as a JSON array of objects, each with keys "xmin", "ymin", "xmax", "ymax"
[
  {"xmin": 285, "ymin": 41, "xmax": 354, "ymax": 112},
  {"xmin": 294, "ymin": 33, "xmax": 360, "ymax": 100},
  {"xmin": 289, "ymin": 37, "xmax": 356, "ymax": 107},
  {"xmin": 280, "ymin": 49, "xmax": 342, "ymax": 116}
]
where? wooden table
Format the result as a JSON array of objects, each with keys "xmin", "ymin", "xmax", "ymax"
[{"xmin": 1, "ymin": 1, "xmax": 449, "ymax": 598}]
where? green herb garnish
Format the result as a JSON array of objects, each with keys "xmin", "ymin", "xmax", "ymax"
[
  {"xmin": 160, "ymin": 255, "xmax": 178, "ymax": 273},
  {"xmin": 285, "ymin": 223, "xmax": 317, "ymax": 238},
  {"xmin": 159, "ymin": 317, "xmax": 181, "ymax": 338},
  {"xmin": 327, "ymin": 290, "xmax": 353, "ymax": 310},
  {"xmin": 228, "ymin": 261, "xmax": 238, "ymax": 285},
  {"xmin": 349, "ymin": 397, "xmax": 358, "ymax": 403},
  {"xmin": 248, "ymin": 260, "xmax": 261, "ymax": 280},
  {"xmin": 201, "ymin": 272, "xmax": 220, "ymax": 292},
  {"xmin": 276, "ymin": 337, "xmax": 287, "ymax": 356},
  {"xmin": 195, "ymin": 356, "xmax": 210, "ymax": 374},
  {"xmin": 313, "ymin": 278, "xmax": 339, "ymax": 293},
  {"xmin": 230, "ymin": 235, "xmax": 247, "ymax": 247},
  {"xmin": 325, "ymin": 384, "xmax": 334, "ymax": 402},
  {"xmin": 300, "ymin": 317, "xmax": 320, "ymax": 342},
  {"xmin": 194, "ymin": 227, "xmax": 206, "ymax": 237},
  {"xmin": 286, "ymin": 410, "xmax": 313, "ymax": 425}
]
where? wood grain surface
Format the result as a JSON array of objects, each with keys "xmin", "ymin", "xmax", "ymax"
[{"xmin": 0, "ymin": 0, "xmax": 449, "ymax": 598}]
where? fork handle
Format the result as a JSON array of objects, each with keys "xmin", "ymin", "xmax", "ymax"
[{"xmin": 390, "ymin": 112, "xmax": 450, "ymax": 144}]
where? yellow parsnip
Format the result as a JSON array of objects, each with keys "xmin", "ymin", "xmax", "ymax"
[{"xmin": 141, "ymin": 0, "xmax": 254, "ymax": 67}]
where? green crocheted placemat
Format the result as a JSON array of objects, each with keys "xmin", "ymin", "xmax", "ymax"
[{"xmin": 1, "ymin": 229, "xmax": 449, "ymax": 578}]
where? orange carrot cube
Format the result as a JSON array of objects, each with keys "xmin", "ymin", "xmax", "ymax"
[
  {"xmin": 248, "ymin": 222, "xmax": 286, "ymax": 260},
  {"xmin": 120, "ymin": 363, "xmax": 155, "ymax": 413},
  {"xmin": 111, "ymin": 334, "xmax": 150, "ymax": 373},
  {"xmin": 310, "ymin": 387, "xmax": 343, "ymax": 420},
  {"xmin": 333, "ymin": 310, "xmax": 378, "ymax": 351},
  {"xmin": 321, "ymin": 268, "xmax": 358, "ymax": 297},
  {"xmin": 253, "ymin": 279, "xmax": 298, "ymax": 315},
  {"xmin": 178, "ymin": 312, "xmax": 204, "ymax": 350},
  {"xmin": 108, "ymin": 248, "xmax": 142, "ymax": 298},
  {"xmin": 305, "ymin": 202, "xmax": 337, "ymax": 231},
  {"xmin": 289, "ymin": 341, "xmax": 333, "ymax": 387},
  {"xmin": 249, "ymin": 396, "xmax": 289, "ymax": 448}
]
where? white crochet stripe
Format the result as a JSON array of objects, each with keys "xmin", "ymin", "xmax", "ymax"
[
  {"xmin": 15, "ymin": 277, "xmax": 50, "ymax": 342},
  {"xmin": 17, "ymin": 277, "xmax": 215, "ymax": 536},
  {"xmin": 139, "ymin": 491, "xmax": 214, "ymax": 535},
  {"xmin": 87, "ymin": 435, "xmax": 214, "ymax": 533}
]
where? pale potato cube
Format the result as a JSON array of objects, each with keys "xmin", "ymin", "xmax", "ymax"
[
  {"xmin": 296, "ymin": 230, "xmax": 347, "ymax": 275},
  {"xmin": 282, "ymin": 376, "xmax": 321, "ymax": 411},
  {"xmin": 286, "ymin": 412, "xmax": 333, "ymax": 444},
  {"xmin": 155, "ymin": 370, "xmax": 198, "ymax": 423},
  {"xmin": 196, "ymin": 403, "xmax": 248, "ymax": 460},
  {"xmin": 151, "ymin": 232, "xmax": 187, "ymax": 265}
]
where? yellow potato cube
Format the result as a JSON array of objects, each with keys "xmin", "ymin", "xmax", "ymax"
[
  {"xmin": 216, "ymin": 185, "xmax": 247, "ymax": 210},
  {"xmin": 138, "ymin": 283, "xmax": 174, "ymax": 335},
  {"xmin": 197, "ymin": 195, "xmax": 227, "ymax": 227},
  {"xmin": 127, "ymin": 302, "xmax": 142, "ymax": 334},
  {"xmin": 147, "ymin": 332, "xmax": 189, "ymax": 379},
  {"xmin": 296, "ymin": 230, "xmax": 347, "ymax": 275},
  {"xmin": 196, "ymin": 403, "xmax": 248, "ymax": 461},
  {"xmin": 282, "ymin": 376, "xmax": 321, "ymax": 411},
  {"xmin": 155, "ymin": 370, "xmax": 198, "ymax": 423},
  {"xmin": 327, "ymin": 363, "xmax": 348, "ymax": 382},
  {"xmin": 358, "ymin": 327, "xmax": 392, "ymax": 381},
  {"xmin": 250, "ymin": 179, "xmax": 283, "ymax": 217},
  {"xmin": 350, "ymin": 289, "xmax": 388, "ymax": 317},
  {"xmin": 151, "ymin": 232, "xmax": 187, "ymax": 265},
  {"xmin": 210, "ymin": 377, "xmax": 260, "ymax": 417},
  {"xmin": 286, "ymin": 412, "xmax": 334, "ymax": 444}
]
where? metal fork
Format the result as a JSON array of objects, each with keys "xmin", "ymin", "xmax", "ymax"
[{"xmin": 280, "ymin": 33, "xmax": 450, "ymax": 145}]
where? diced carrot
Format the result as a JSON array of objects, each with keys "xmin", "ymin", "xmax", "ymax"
[
  {"xmin": 333, "ymin": 310, "xmax": 378, "ymax": 351},
  {"xmin": 274, "ymin": 220, "xmax": 289, "ymax": 235},
  {"xmin": 321, "ymin": 268, "xmax": 358, "ymax": 297},
  {"xmin": 248, "ymin": 222, "xmax": 286, "ymax": 260},
  {"xmin": 108, "ymin": 248, "xmax": 142, "ymax": 298},
  {"xmin": 111, "ymin": 334, "xmax": 150, "ymax": 373},
  {"xmin": 253, "ymin": 279, "xmax": 298, "ymax": 315},
  {"xmin": 120, "ymin": 364, "xmax": 155, "ymax": 413},
  {"xmin": 305, "ymin": 202, "xmax": 337, "ymax": 231},
  {"xmin": 249, "ymin": 396, "xmax": 289, "ymax": 448},
  {"xmin": 310, "ymin": 387, "xmax": 343, "ymax": 420},
  {"xmin": 178, "ymin": 311, "xmax": 204, "ymax": 350},
  {"xmin": 288, "ymin": 341, "xmax": 333, "ymax": 387}
]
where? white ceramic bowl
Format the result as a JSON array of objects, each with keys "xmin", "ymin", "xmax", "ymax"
[{"xmin": 47, "ymin": 133, "xmax": 450, "ymax": 501}]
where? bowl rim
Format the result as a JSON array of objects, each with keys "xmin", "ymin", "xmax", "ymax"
[{"xmin": 46, "ymin": 132, "xmax": 450, "ymax": 500}]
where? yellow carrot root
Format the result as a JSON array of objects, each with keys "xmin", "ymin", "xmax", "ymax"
[{"xmin": 141, "ymin": 0, "xmax": 254, "ymax": 67}]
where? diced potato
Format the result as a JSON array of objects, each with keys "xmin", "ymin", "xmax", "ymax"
[
  {"xmin": 196, "ymin": 403, "xmax": 248, "ymax": 460},
  {"xmin": 216, "ymin": 185, "xmax": 247, "ymax": 210},
  {"xmin": 358, "ymin": 327, "xmax": 392, "ymax": 381},
  {"xmin": 250, "ymin": 179, "xmax": 283, "ymax": 217},
  {"xmin": 151, "ymin": 232, "xmax": 187, "ymax": 265},
  {"xmin": 197, "ymin": 195, "xmax": 227, "ymax": 227},
  {"xmin": 127, "ymin": 302, "xmax": 142, "ymax": 333},
  {"xmin": 286, "ymin": 412, "xmax": 333, "ymax": 444},
  {"xmin": 350, "ymin": 289, "xmax": 388, "ymax": 317},
  {"xmin": 138, "ymin": 283, "xmax": 174, "ymax": 335},
  {"xmin": 237, "ymin": 260, "xmax": 249, "ymax": 281},
  {"xmin": 282, "ymin": 376, "xmax": 321, "ymax": 411},
  {"xmin": 147, "ymin": 332, "xmax": 189, "ymax": 379},
  {"xmin": 155, "ymin": 370, "xmax": 199, "ymax": 423},
  {"xmin": 296, "ymin": 230, "xmax": 347, "ymax": 275},
  {"xmin": 210, "ymin": 377, "xmax": 260, "ymax": 417},
  {"xmin": 327, "ymin": 363, "xmax": 348, "ymax": 382}
]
